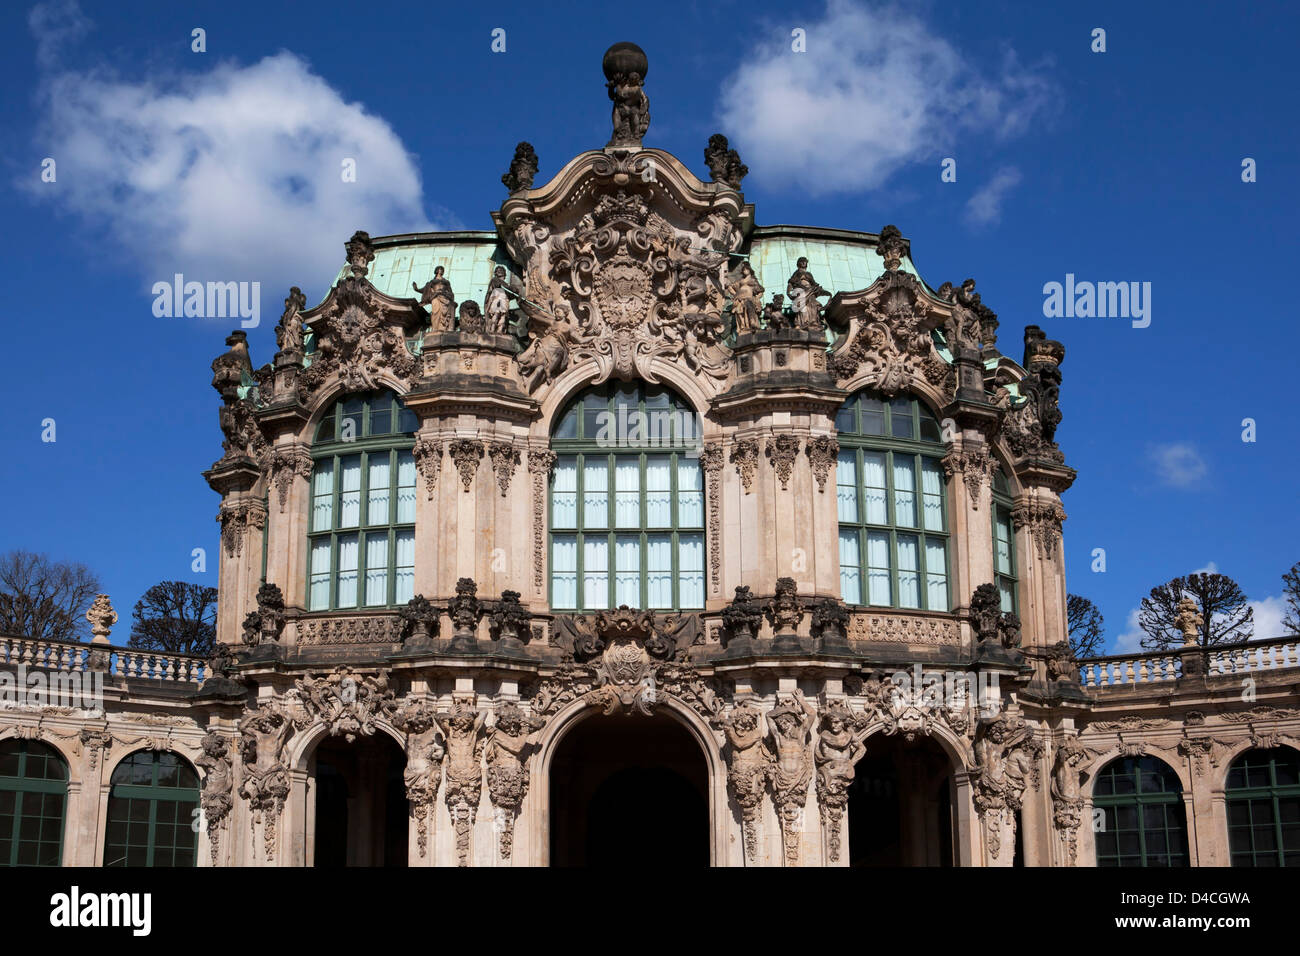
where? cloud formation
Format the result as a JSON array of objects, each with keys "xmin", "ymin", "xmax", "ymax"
[
  {"xmin": 1148, "ymin": 442, "xmax": 1208, "ymax": 488},
  {"xmin": 26, "ymin": 1, "xmax": 434, "ymax": 295},
  {"xmin": 965, "ymin": 167, "xmax": 1022, "ymax": 227},
  {"xmin": 716, "ymin": 0, "xmax": 1055, "ymax": 196}
]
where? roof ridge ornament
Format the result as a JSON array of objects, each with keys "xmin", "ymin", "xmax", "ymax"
[{"xmin": 603, "ymin": 42, "xmax": 650, "ymax": 149}]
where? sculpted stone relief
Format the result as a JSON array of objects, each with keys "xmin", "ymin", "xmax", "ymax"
[
  {"xmin": 972, "ymin": 712, "xmax": 1043, "ymax": 863},
  {"xmin": 484, "ymin": 702, "xmax": 546, "ymax": 860}
]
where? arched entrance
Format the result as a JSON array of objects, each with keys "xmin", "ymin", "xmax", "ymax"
[
  {"xmin": 309, "ymin": 733, "xmax": 407, "ymax": 867},
  {"xmin": 549, "ymin": 713, "xmax": 709, "ymax": 866},
  {"xmin": 848, "ymin": 734, "xmax": 955, "ymax": 866}
]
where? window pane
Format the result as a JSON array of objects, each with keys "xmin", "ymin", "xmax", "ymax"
[
  {"xmin": 311, "ymin": 465, "xmax": 334, "ymax": 532},
  {"xmin": 551, "ymin": 536, "xmax": 577, "ymax": 609},
  {"xmin": 678, "ymin": 534, "xmax": 704, "ymax": 608},
  {"xmin": 645, "ymin": 455, "xmax": 671, "ymax": 526},
  {"xmin": 339, "ymin": 455, "xmax": 361, "ymax": 528},
  {"xmin": 554, "ymin": 404, "xmax": 579, "ymax": 440},
  {"xmin": 646, "ymin": 534, "xmax": 673, "ymax": 609},
  {"xmin": 394, "ymin": 531, "xmax": 415, "ymax": 604},
  {"xmin": 340, "ymin": 399, "xmax": 363, "ymax": 441},
  {"xmin": 862, "ymin": 452, "xmax": 887, "ymax": 524},
  {"xmin": 919, "ymin": 409, "xmax": 942, "ymax": 442},
  {"xmin": 921, "ymin": 458, "xmax": 944, "ymax": 531},
  {"xmin": 552, "ymin": 457, "xmax": 578, "ymax": 529},
  {"xmin": 839, "ymin": 531, "xmax": 861, "ymax": 604},
  {"xmin": 835, "ymin": 402, "xmax": 855, "ymax": 433},
  {"xmin": 998, "ymin": 578, "xmax": 1015, "ymax": 613},
  {"xmin": 364, "ymin": 534, "xmax": 389, "ymax": 606},
  {"xmin": 897, "ymin": 534, "xmax": 920, "ymax": 609},
  {"xmin": 889, "ymin": 399, "xmax": 914, "ymax": 438},
  {"xmin": 893, "ymin": 457, "xmax": 917, "ymax": 528},
  {"xmin": 860, "ymin": 398, "xmax": 885, "ymax": 435},
  {"xmin": 615, "ymin": 458, "xmax": 640, "ymax": 528},
  {"xmin": 583, "ymin": 537, "xmax": 609, "ymax": 609},
  {"xmin": 583, "ymin": 459, "xmax": 609, "ymax": 528},
  {"xmin": 677, "ymin": 459, "xmax": 703, "ymax": 527},
  {"xmin": 995, "ymin": 513, "xmax": 1013, "ymax": 575},
  {"xmin": 367, "ymin": 456, "xmax": 391, "ymax": 525},
  {"xmin": 867, "ymin": 532, "xmax": 891, "ymax": 606},
  {"xmin": 615, "ymin": 535, "xmax": 641, "ymax": 607},
  {"xmin": 926, "ymin": 539, "xmax": 948, "ymax": 611},
  {"xmin": 309, "ymin": 539, "xmax": 332, "ymax": 610},
  {"xmin": 836, "ymin": 451, "xmax": 858, "ymax": 523},
  {"xmin": 396, "ymin": 452, "xmax": 416, "ymax": 524},
  {"xmin": 336, "ymin": 534, "xmax": 358, "ymax": 608}
]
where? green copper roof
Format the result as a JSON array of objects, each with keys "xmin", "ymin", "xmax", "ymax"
[
  {"xmin": 330, "ymin": 232, "xmax": 508, "ymax": 310},
  {"xmin": 747, "ymin": 227, "xmax": 921, "ymax": 300}
]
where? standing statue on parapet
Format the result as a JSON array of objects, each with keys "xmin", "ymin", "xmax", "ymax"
[
  {"xmin": 603, "ymin": 43, "xmax": 651, "ymax": 147},
  {"xmin": 484, "ymin": 265, "xmax": 514, "ymax": 334},
  {"xmin": 787, "ymin": 257, "xmax": 829, "ymax": 331},
  {"xmin": 725, "ymin": 263, "xmax": 765, "ymax": 335},
  {"xmin": 414, "ymin": 265, "xmax": 456, "ymax": 332}
]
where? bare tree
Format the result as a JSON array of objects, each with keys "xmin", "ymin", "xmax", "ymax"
[
  {"xmin": 129, "ymin": 581, "xmax": 218, "ymax": 657},
  {"xmin": 1066, "ymin": 594, "xmax": 1105, "ymax": 659},
  {"xmin": 1283, "ymin": 562, "xmax": 1300, "ymax": 635},
  {"xmin": 0, "ymin": 550, "xmax": 102, "ymax": 642},
  {"xmin": 1138, "ymin": 572, "xmax": 1253, "ymax": 650}
]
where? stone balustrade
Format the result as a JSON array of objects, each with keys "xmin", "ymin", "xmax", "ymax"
[
  {"xmin": 1079, "ymin": 636, "xmax": 1300, "ymax": 689},
  {"xmin": 0, "ymin": 634, "xmax": 208, "ymax": 683}
]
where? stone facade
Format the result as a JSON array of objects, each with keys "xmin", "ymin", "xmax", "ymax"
[{"xmin": 3, "ymin": 44, "xmax": 1297, "ymax": 868}]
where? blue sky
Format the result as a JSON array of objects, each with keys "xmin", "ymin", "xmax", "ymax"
[{"xmin": 1, "ymin": 0, "xmax": 1296, "ymax": 651}]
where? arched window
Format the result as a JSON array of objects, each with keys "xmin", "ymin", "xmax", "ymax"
[
  {"xmin": 835, "ymin": 391, "xmax": 949, "ymax": 610},
  {"xmin": 1092, "ymin": 756, "xmax": 1188, "ymax": 866},
  {"xmin": 550, "ymin": 383, "xmax": 704, "ymax": 611},
  {"xmin": 992, "ymin": 468, "xmax": 1017, "ymax": 613},
  {"xmin": 1226, "ymin": 747, "xmax": 1300, "ymax": 866},
  {"xmin": 0, "ymin": 740, "xmax": 67, "ymax": 867},
  {"xmin": 308, "ymin": 391, "xmax": 418, "ymax": 611},
  {"xmin": 104, "ymin": 750, "xmax": 199, "ymax": 867}
]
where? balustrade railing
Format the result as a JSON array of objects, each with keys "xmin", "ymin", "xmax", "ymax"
[
  {"xmin": 0, "ymin": 634, "xmax": 207, "ymax": 683},
  {"xmin": 1078, "ymin": 636, "xmax": 1300, "ymax": 689}
]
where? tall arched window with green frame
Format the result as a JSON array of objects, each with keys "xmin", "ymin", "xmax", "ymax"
[
  {"xmin": 549, "ymin": 382, "xmax": 704, "ymax": 612},
  {"xmin": 0, "ymin": 739, "xmax": 67, "ymax": 867},
  {"xmin": 308, "ymin": 391, "xmax": 418, "ymax": 611},
  {"xmin": 1226, "ymin": 747, "xmax": 1300, "ymax": 866},
  {"xmin": 1093, "ymin": 755, "xmax": 1189, "ymax": 866},
  {"xmin": 835, "ymin": 390, "xmax": 949, "ymax": 610},
  {"xmin": 103, "ymin": 750, "xmax": 199, "ymax": 867},
  {"xmin": 992, "ymin": 467, "xmax": 1018, "ymax": 613}
]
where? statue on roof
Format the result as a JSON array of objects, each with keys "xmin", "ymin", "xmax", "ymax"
[
  {"xmin": 275, "ymin": 287, "xmax": 306, "ymax": 357},
  {"xmin": 413, "ymin": 265, "xmax": 455, "ymax": 333},
  {"xmin": 725, "ymin": 262, "xmax": 765, "ymax": 335},
  {"xmin": 704, "ymin": 134, "xmax": 748, "ymax": 189},
  {"xmin": 603, "ymin": 43, "xmax": 650, "ymax": 148},
  {"xmin": 501, "ymin": 142, "xmax": 538, "ymax": 193},
  {"xmin": 484, "ymin": 265, "xmax": 515, "ymax": 334},
  {"xmin": 787, "ymin": 256, "xmax": 829, "ymax": 331}
]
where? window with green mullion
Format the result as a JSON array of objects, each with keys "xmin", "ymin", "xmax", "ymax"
[
  {"xmin": 103, "ymin": 751, "xmax": 199, "ymax": 868},
  {"xmin": 549, "ymin": 450, "xmax": 704, "ymax": 612},
  {"xmin": 1092, "ymin": 756, "xmax": 1189, "ymax": 867},
  {"xmin": 1226, "ymin": 748, "xmax": 1300, "ymax": 866},
  {"xmin": 0, "ymin": 740, "xmax": 67, "ymax": 867}
]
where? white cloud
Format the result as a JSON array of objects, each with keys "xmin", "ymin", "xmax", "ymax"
[
  {"xmin": 1190, "ymin": 561, "xmax": 1219, "ymax": 575},
  {"xmin": 1249, "ymin": 595, "xmax": 1289, "ymax": 640},
  {"xmin": 1113, "ymin": 607, "xmax": 1145, "ymax": 654},
  {"xmin": 27, "ymin": 0, "xmax": 89, "ymax": 68},
  {"xmin": 716, "ymin": 0, "xmax": 1055, "ymax": 195},
  {"xmin": 1148, "ymin": 442, "xmax": 1208, "ymax": 488},
  {"xmin": 965, "ymin": 167, "xmax": 1022, "ymax": 227},
  {"xmin": 26, "ymin": 1, "xmax": 436, "ymax": 296}
]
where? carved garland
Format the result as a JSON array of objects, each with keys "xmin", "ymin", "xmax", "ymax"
[
  {"xmin": 488, "ymin": 442, "xmax": 521, "ymax": 497},
  {"xmin": 448, "ymin": 439, "xmax": 484, "ymax": 492},
  {"xmin": 766, "ymin": 434, "xmax": 801, "ymax": 490},
  {"xmin": 528, "ymin": 450, "xmax": 557, "ymax": 590},
  {"xmin": 941, "ymin": 448, "xmax": 995, "ymax": 510},
  {"xmin": 412, "ymin": 435, "xmax": 442, "ymax": 500},
  {"xmin": 270, "ymin": 447, "xmax": 313, "ymax": 512},
  {"xmin": 805, "ymin": 435, "xmax": 839, "ymax": 493},
  {"xmin": 700, "ymin": 442, "xmax": 724, "ymax": 590},
  {"xmin": 1011, "ymin": 501, "xmax": 1068, "ymax": 559},
  {"xmin": 730, "ymin": 439, "xmax": 760, "ymax": 493},
  {"xmin": 217, "ymin": 501, "xmax": 266, "ymax": 558}
]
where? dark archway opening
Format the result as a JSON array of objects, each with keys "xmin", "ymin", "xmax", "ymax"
[
  {"xmin": 311, "ymin": 733, "xmax": 407, "ymax": 867},
  {"xmin": 848, "ymin": 735, "xmax": 954, "ymax": 867},
  {"xmin": 550, "ymin": 713, "xmax": 708, "ymax": 866}
]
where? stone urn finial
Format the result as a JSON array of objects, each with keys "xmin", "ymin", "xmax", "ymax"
[
  {"xmin": 1175, "ymin": 597, "xmax": 1204, "ymax": 647},
  {"xmin": 86, "ymin": 594, "xmax": 117, "ymax": 645}
]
